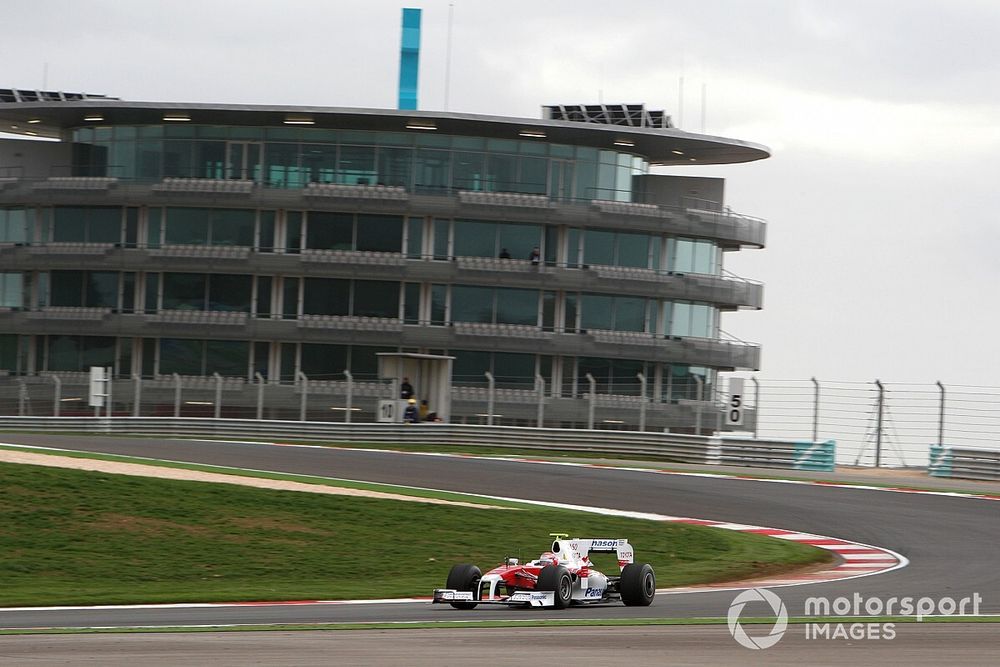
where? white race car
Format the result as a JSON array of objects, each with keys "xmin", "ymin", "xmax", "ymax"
[{"xmin": 433, "ymin": 534, "xmax": 656, "ymax": 609}]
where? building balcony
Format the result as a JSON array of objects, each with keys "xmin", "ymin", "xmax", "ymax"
[
  {"xmin": 0, "ymin": 178, "xmax": 766, "ymax": 249},
  {"xmin": 0, "ymin": 310, "xmax": 760, "ymax": 371}
]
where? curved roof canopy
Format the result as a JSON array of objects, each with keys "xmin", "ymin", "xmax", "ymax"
[{"xmin": 0, "ymin": 99, "xmax": 770, "ymax": 166}]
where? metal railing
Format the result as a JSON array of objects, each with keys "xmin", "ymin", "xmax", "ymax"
[{"xmin": 0, "ymin": 416, "xmax": 833, "ymax": 471}]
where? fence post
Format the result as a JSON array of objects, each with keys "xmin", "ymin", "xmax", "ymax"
[
  {"xmin": 52, "ymin": 375, "xmax": 61, "ymax": 417},
  {"xmin": 173, "ymin": 373, "xmax": 182, "ymax": 417},
  {"xmin": 485, "ymin": 371, "xmax": 495, "ymax": 426},
  {"xmin": 751, "ymin": 376, "xmax": 760, "ymax": 439},
  {"xmin": 585, "ymin": 373, "xmax": 596, "ymax": 429},
  {"xmin": 255, "ymin": 372, "xmax": 264, "ymax": 420},
  {"xmin": 213, "ymin": 373, "xmax": 222, "ymax": 419},
  {"xmin": 693, "ymin": 375, "xmax": 703, "ymax": 435},
  {"xmin": 874, "ymin": 379, "xmax": 885, "ymax": 468},
  {"xmin": 297, "ymin": 371, "xmax": 308, "ymax": 422},
  {"xmin": 535, "ymin": 374, "xmax": 545, "ymax": 428},
  {"xmin": 637, "ymin": 372, "xmax": 647, "ymax": 432},
  {"xmin": 17, "ymin": 379, "xmax": 26, "ymax": 416},
  {"xmin": 132, "ymin": 374, "xmax": 142, "ymax": 417},
  {"xmin": 344, "ymin": 370, "xmax": 353, "ymax": 424},
  {"xmin": 811, "ymin": 376, "xmax": 820, "ymax": 442},
  {"xmin": 105, "ymin": 366, "xmax": 113, "ymax": 418},
  {"xmin": 936, "ymin": 380, "xmax": 945, "ymax": 446}
]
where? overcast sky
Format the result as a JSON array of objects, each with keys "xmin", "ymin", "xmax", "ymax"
[{"xmin": 4, "ymin": 0, "xmax": 999, "ymax": 385}]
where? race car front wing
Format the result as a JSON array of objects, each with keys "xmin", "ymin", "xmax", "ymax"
[{"xmin": 432, "ymin": 588, "xmax": 556, "ymax": 607}]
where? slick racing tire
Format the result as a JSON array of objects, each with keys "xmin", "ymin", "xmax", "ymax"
[
  {"xmin": 536, "ymin": 564, "xmax": 573, "ymax": 609},
  {"xmin": 445, "ymin": 563, "xmax": 482, "ymax": 609},
  {"xmin": 619, "ymin": 562, "xmax": 656, "ymax": 606}
]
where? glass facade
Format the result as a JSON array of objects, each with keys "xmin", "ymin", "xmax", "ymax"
[
  {"xmin": 0, "ymin": 273, "xmax": 24, "ymax": 309},
  {"xmin": 0, "ymin": 207, "xmax": 30, "ymax": 243},
  {"xmin": 70, "ymin": 126, "xmax": 649, "ymax": 201},
  {"xmin": 0, "ymin": 111, "xmax": 762, "ymax": 430},
  {"xmin": 302, "ymin": 279, "xmax": 400, "ymax": 319}
]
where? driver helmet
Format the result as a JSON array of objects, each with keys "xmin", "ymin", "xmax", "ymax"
[{"xmin": 538, "ymin": 551, "xmax": 559, "ymax": 565}]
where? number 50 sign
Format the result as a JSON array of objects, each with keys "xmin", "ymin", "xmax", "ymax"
[{"xmin": 725, "ymin": 378, "xmax": 745, "ymax": 426}]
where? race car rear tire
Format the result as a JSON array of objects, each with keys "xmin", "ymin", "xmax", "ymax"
[
  {"xmin": 536, "ymin": 565, "xmax": 573, "ymax": 609},
  {"xmin": 445, "ymin": 563, "xmax": 481, "ymax": 609},
  {"xmin": 620, "ymin": 563, "xmax": 655, "ymax": 606}
]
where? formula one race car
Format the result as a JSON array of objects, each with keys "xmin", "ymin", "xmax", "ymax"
[{"xmin": 432, "ymin": 534, "xmax": 655, "ymax": 609}]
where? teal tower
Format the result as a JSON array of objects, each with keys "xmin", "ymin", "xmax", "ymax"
[{"xmin": 397, "ymin": 8, "xmax": 421, "ymax": 110}]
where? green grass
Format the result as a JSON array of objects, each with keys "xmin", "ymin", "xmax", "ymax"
[{"xmin": 0, "ymin": 461, "xmax": 830, "ymax": 607}]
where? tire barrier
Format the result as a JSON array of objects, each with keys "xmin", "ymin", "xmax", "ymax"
[{"xmin": 929, "ymin": 444, "xmax": 1000, "ymax": 481}]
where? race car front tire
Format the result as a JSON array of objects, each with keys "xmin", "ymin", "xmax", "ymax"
[
  {"xmin": 620, "ymin": 563, "xmax": 656, "ymax": 606},
  {"xmin": 445, "ymin": 563, "xmax": 482, "ymax": 609},
  {"xmin": 536, "ymin": 565, "xmax": 573, "ymax": 609}
]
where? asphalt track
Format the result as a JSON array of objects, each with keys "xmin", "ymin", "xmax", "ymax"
[
  {"xmin": 1, "ymin": 434, "xmax": 999, "ymax": 631},
  {"xmin": 0, "ymin": 625, "xmax": 993, "ymax": 666}
]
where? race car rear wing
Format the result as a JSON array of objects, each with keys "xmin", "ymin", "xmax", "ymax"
[{"xmin": 550, "ymin": 536, "xmax": 634, "ymax": 569}]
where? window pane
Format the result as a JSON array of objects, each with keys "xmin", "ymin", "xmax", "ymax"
[
  {"xmin": 88, "ymin": 208, "xmax": 121, "ymax": 243},
  {"xmin": 353, "ymin": 280, "xmax": 399, "ymax": 318},
  {"xmin": 307, "ymin": 211, "xmax": 353, "ymax": 250},
  {"xmin": 209, "ymin": 274, "xmax": 252, "ymax": 312},
  {"xmin": 583, "ymin": 230, "xmax": 614, "ymax": 266},
  {"xmin": 264, "ymin": 142, "xmax": 302, "ymax": 188},
  {"xmin": 0, "ymin": 273, "xmax": 23, "ymax": 309},
  {"xmin": 159, "ymin": 338, "xmax": 202, "ymax": 375},
  {"xmin": 356, "ymin": 214, "xmax": 403, "ymax": 253},
  {"xmin": 194, "ymin": 141, "xmax": 226, "ymax": 179},
  {"xmin": 578, "ymin": 356, "xmax": 612, "ymax": 393},
  {"xmin": 204, "ymin": 340, "xmax": 249, "ymax": 377},
  {"xmin": 80, "ymin": 336, "xmax": 116, "ymax": 369},
  {"xmin": 671, "ymin": 302, "xmax": 691, "ymax": 336},
  {"xmin": 349, "ymin": 345, "xmax": 395, "ymax": 379},
  {"xmin": 493, "ymin": 352, "xmax": 536, "ymax": 388},
  {"xmin": 86, "ymin": 272, "xmax": 119, "ymax": 309},
  {"xmin": 339, "ymin": 145, "xmax": 376, "ymax": 184},
  {"xmin": 300, "ymin": 343, "xmax": 348, "ymax": 379},
  {"xmin": 52, "ymin": 211, "xmax": 86, "ymax": 242},
  {"xmin": 50, "ymin": 271, "xmax": 83, "ymax": 306},
  {"xmin": 519, "ymin": 157, "xmax": 547, "ymax": 194},
  {"xmin": 610, "ymin": 359, "xmax": 645, "ymax": 396},
  {"xmin": 165, "ymin": 208, "xmax": 209, "ymax": 245},
  {"xmin": 614, "ymin": 297, "xmax": 647, "ymax": 332},
  {"xmin": 495, "ymin": 288, "xmax": 538, "ymax": 326},
  {"xmin": 617, "ymin": 233, "xmax": 648, "ymax": 268},
  {"xmin": 414, "ymin": 149, "xmax": 450, "ymax": 193},
  {"xmin": 302, "ymin": 144, "xmax": 337, "ymax": 183},
  {"xmin": 498, "ymin": 223, "xmax": 541, "ymax": 261},
  {"xmin": 430, "ymin": 284, "xmax": 447, "ymax": 324},
  {"xmin": 0, "ymin": 208, "xmax": 29, "ymax": 243},
  {"xmin": 406, "ymin": 217, "xmax": 422, "ymax": 258},
  {"xmin": 451, "ymin": 285, "xmax": 493, "ymax": 323},
  {"xmin": 452, "ymin": 151, "xmax": 485, "ymax": 190},
  {"xmin": 162, "ymin": 273, "xmax": 206, "ymax": 310},
  {"xmin": 403, "ymin": 282, "xmax": 420, "ymax": 323},
  {"xmin": 377, "ymin": 146, "xmax": 412, "ymax": 187},
  {"xmin": 453, "ymin": 220, "xmax": 496, "ymax": 258},
  {"xmin": 580, "ymin": 294, "xmax": 613, "ymax": 331},
  {"xmin": 303, "ymin": 278, "xmax": 350, "ymax": 315},
  {"xmin": 485, "ymin": 154, "xmax": 516, "ymax": 192},
  {"xmin": 211, "ymin": 209, "xmax": 255, "ymax": 246},
  {"xmin": 452, "ymin": 350, "xmax": 491, "ymax": 386}
]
